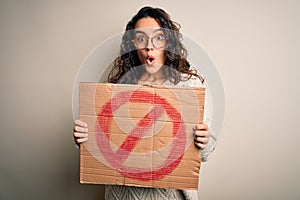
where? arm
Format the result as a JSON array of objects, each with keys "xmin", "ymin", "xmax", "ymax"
[
  {"xmin": 187, "ymin": 74, "xmax": 216, "ymax": 162},
  {"xmin": 198, "ymin": 86, "xmax": 217, "ymax": 162}
]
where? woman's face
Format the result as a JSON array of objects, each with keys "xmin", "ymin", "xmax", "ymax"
[{"xmin": 134, "ymin": 17, "xmax": 166, "ymax": 76}]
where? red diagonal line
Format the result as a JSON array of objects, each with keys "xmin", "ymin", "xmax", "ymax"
[{"xmin": 115, "ymin": 104, "xmax": 164, "ymax": 163}]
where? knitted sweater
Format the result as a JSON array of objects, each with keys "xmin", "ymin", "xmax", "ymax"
[{"xmin": 104, "ymin": 76, "xmax": 217, "ymax": 200}]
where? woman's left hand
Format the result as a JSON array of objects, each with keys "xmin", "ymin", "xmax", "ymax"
[{"xmin": 194, "ymin": 123, "xmax": 210, "ymax": 150}]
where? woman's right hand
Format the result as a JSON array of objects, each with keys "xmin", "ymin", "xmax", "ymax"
[{"xmin": 73, "ymin": 120, "xmax": 88, "ymax": 145}]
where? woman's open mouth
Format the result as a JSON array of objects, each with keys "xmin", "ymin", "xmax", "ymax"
[{"xmin": 146, "ymin": 55, "xmax": 155, "ymax": 66}]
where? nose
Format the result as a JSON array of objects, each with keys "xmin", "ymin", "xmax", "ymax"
[{"xmin": 145, "ymin": 38, "xmax": 154, "ymax": 51}]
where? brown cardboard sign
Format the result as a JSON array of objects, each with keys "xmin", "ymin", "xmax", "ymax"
[{"xmin": 79, "ymin": 82, "xmax": 205, "ymax": 190}]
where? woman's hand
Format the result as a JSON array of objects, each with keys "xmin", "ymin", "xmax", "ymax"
[
  {"xmin": 73, "ymin": 120, "xmax": 88, "ymax": 145},
  {"xmin": 194, "ymin": 123, "xmax": 210, "ymax": 149}
]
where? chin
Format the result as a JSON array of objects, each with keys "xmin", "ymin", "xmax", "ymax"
[{"xmin": 144, "ymin": 64, "xmax": 163, "ymax": 74}]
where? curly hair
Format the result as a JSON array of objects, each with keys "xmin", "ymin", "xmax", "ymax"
[{"xmin": 108, "ymin": 6, "xmax": 204, "ymax": 84}]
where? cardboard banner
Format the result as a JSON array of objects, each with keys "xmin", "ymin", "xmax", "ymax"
[{"xmin": 79, "ymin": 82, "xmax": 205, "ymax": 190}]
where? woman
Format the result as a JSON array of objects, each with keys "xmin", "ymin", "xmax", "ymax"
[{"xmin": 74, "ymin": 6, "xmax": 212, "ymax": 200}]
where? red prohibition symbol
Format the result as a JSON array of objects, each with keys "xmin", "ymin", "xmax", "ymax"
[{"xmin": 96, "ymin": 90, "xmax": 186, "ymax": 181}]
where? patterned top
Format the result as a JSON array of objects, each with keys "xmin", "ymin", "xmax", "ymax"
[
  {"xmin": 105, "ymin": 76, "xmax": 216, "ymax": 200},
  {"xmin": 105, "ymin": 185, "xmax": 185, "ymax": 200}
]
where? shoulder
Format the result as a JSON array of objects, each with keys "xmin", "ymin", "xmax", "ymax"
[{"xmin": 177, "ymin": 73, "xmax": 204, "ymax": 87}]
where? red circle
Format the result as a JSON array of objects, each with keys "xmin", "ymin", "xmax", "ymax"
[{"xmin": 96, "ymin": 89, "xmax": 186, "ymax": 181}]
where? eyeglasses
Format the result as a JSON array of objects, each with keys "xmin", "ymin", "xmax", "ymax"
[{"xmin": 131, "ymin": 34, "xmax": 167, "ymax": 49}]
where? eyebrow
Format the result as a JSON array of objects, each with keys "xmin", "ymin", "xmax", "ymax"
[{"xmin": 134, "ymin": 28, "xmax": 164, "ymax": 35}]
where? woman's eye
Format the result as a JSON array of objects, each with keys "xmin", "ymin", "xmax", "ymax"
[
  {"xmin": 157, "ymin": 35, "xmax": 165, "ymax": 41},
  {"xmin": 136, "ymin": 37, "xmax": 146, "ymax": 42}
]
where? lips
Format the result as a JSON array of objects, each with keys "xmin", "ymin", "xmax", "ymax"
[{"xmin": 146, "ymin": 55, "xmax": 155, "ymax": 66}]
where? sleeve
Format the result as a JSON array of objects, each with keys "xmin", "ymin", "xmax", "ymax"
[
  {"xmin": 200, "ymin": 86, "xmax": 217, "ymax": 162},
  {"xmin": 183, "ymin": 75, "xmax": 217, "ymax": 162}
]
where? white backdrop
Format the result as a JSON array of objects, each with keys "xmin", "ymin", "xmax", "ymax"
[{"xmin": 0, "ymin": 1, "xmax": 299, "ymax": 199}]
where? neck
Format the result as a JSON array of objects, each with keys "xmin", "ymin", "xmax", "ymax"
[{"xmin": 138, "ymin": 71, "xmax": 166, "ymax": 85}]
